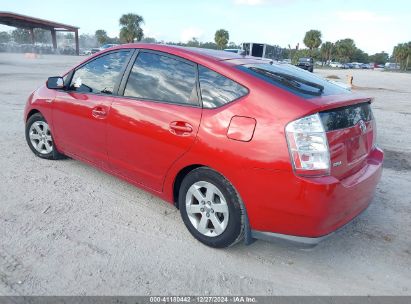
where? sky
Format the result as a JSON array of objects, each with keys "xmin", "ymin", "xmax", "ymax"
[{"xmin": 0, "ymin": 0, "xmax": 410, "ymax": 54}]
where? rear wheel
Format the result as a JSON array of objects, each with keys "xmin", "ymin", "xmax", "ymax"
[
  {"xmin": 25, "ymin": 113, "xmax": 65, "ymax": 160},
  {"xmin": 179, "ymin": 167, "xmax": 244, "ymax": 248}
]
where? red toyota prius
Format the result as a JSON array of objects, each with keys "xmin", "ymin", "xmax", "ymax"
[{"xmin": 24, "ymin": 44, "xmax": 383, "ymax": 248}]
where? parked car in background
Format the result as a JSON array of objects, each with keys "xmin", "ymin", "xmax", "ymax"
[
  {"xmin": 100, "ymin": 44, "xmax": 119, "ymax": 51},
  {"xmin": 385, "ymin": 62, "xmax": 400, "ymax": 70},
  {"xmin": 84, "ymin": 48, "xmax": 101, "ymax": 55},
  {"xmin": 24, "ymin": 44, "xmax": 383, "ymax": 248},
  {"xmin": 329, "ymin": 62, "xmax": 343, "ymax": 68},
  {"xmin": 350, "ymin": 62, "xmax": 364, "ymax": 69},
  {"xmin": 296, "ymin": 57, "xmax": 314, "ymax": 72}
]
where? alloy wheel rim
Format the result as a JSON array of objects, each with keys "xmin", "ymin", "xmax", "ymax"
[
  {"xmin": 185, "ymin": 181, "xmax": 229, "ymax": 237},
  {"xmin": 29, "ymin": 121, "xmax": 53, "ymax": 154}
]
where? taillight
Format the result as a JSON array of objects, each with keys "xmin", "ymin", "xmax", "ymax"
[{"xmin": 285, "ymin": 113, "xmax": 330, "ymax": 176}]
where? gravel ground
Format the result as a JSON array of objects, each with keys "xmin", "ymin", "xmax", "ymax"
[{"xmin": 0, "ymin": 53, "xmax": 410, "ymax": 295}]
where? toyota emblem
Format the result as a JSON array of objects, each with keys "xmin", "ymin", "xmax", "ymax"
[{"xmin": 358, "ymin": 120, "xmax": 367, "ymax": 134}]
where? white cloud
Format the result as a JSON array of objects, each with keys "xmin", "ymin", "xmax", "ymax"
[
  {"xmin": 180, "ymin": 27, "xmax": 204, "ymax": 42},
  {"xmin": 336, "ymin": 10, "xmax": 392, "ymax": 22}
]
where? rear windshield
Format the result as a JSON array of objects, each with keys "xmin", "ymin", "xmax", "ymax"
[
  {"xmin": 237, "ymin": 63, "xmax": 350, "ymax": 98},
  {"xmin": 320, "ymin": 102, "xmax": 373, "ymax": 131}
]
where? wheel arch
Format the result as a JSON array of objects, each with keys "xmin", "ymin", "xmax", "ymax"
[
  {"xmin": 172, "ymin": 164, "xmax": 205, "ymax": 208},
  {"xmin": 26, "ymin": 109, "xmax": 41, "ymax": 121}
]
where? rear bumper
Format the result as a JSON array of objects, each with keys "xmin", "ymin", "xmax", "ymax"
[{"xmin": 241, "ymin": 147, "xmax": 384, "ymax": 242}]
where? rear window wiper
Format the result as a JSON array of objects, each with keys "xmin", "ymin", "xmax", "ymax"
[
  {"xmin": 249, "ymin": 67, "xmax": 324, "ymax": 96},
  {"xmin": 101, "ymin": 88, "xmax": 113, "ymax": 95}
]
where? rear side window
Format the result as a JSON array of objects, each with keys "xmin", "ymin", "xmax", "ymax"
[
  {"xmin": 198, "ymin": 66, "xmax": 248, "ymax": 108},
  {"xmin": 124, "ymin": 52, "xmax": 198, "ymax": 105},
  {"xmin": 238, "ymin": 63, "xmax": 349, "ymax": 98},
  {"xmin": 70, "ymin": 51, "xmax": 130, "ymax": 94}
]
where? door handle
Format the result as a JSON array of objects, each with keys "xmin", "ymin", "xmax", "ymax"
[
  {"xmin": 92, "ymin": 107, "xmax": 107, "ymax": 118},
  {"xmin": 169, "ymin": 121, "xmax": 193, "ymax": 135}
]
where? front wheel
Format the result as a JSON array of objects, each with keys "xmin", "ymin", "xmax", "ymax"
[
  {"xmin": 179, "ymin": 167, "xmax": 245, "ymax": 248},
  {"xmin": 25, "ymin": 113, "xmax": 66, "ymax": 160}
]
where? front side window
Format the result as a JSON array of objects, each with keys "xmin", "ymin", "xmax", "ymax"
[
  {"xmin": 198, "ymin": 66, "xmax": 248, "ymax": 108},
  {"xmin": 70, "ymin": 50, "xmax": 130, "ymax": 94},
  {"xmin": 124, "ymin": 52, "xmax": 198, "ymax": 105}
]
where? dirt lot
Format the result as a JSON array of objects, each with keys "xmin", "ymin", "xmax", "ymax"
[{"xmin": 0, "ymin": 53, "xmax": 410, "ymax": 295}]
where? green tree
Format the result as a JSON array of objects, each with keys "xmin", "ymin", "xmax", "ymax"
[
  {"xmin": 33, "ymin": 29, "xmax": 51, "ymax": 44},
  {"xmin": 334, "ymin": 38, "xmax": 356, "ymax": 62},
  {"xmin": 95, "ymin": 30, "xmax": 109, "ymax": 45},
  {"xmin": 79, "ymin": 34, "xmax": 98, "ymax": 49},
  {"xmin": 214, "ymin": 29, "xmax": 229, "ymax": 49},
  {"xmin": 228, "ymin": 41, "xmax": 239, "ymax": 49},
  {"xmin": 303, "ymin": 30, "xmax": 322, "ymax": 55},
  {"xmin": 320, "ymin": 41, "xmax": 333, "ymax": 65},
  {"xmin": 199, "ymin": 41, "xmax": 218, "ymax": 49},
  {"xmin": 11, "ymin": 28, "xmax": 31, "ymax": 44},
  {"xmin": 187, "ymin": 37, "xmax": 200, "ymax": 47},
  {"xmin": 0, "ymin": 31, "xmax": 11, "ymax": 43},
  {"xmin": 369, "ymin": 52, "xmax": 389, "ymax": 65},
  {"xmin": 119, "ymin": 13, "xmax": 144, "ymax": 43},
  {"xmin": 393, "ymin": 43, "xmax": 410, "ymax": 71},
  {"xmin": 292, "ymin": 49, "xmax": 310, "ymax": 65},
  {"xmin": 141, "ymin": 37, "xmax": 157, "ymax": 43},
  {"xmin": 352, "ymin": 48, "xmax": 369, "ymax": 63}
]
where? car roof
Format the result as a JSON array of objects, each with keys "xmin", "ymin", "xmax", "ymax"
[{"xmin": 109, "ymin": 43, "xmax": 258, "ymax": 66}]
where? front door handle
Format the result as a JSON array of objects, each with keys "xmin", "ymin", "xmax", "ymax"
[{"xmin": 169, "ymin": 121, "xmax": 193, "ymax": 136}]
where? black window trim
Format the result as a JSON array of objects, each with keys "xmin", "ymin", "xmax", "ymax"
[
  {"xmin": 197, "ymin": 64, "xmax": 250, "ymax": 109},
  {"xmin": 118, "ymin": 49, "xmax": 202, "ymax": 108},
  {"xmin": 63, "ymin": 49, "xmax": 135, "ymax": 97}
]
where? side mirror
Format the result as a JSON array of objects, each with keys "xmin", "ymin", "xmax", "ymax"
[{"xmin": 46, "ymin": 76, "xmax": 64, "ymax": 89}]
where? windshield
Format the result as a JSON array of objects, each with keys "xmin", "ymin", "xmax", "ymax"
[
  {"xmin": 298, "ymin": 58, "xmax": 312, "ymax": 63},
  {"xmin": 238, "ymin": 63, "xmax": 350, "ymax": 98}
]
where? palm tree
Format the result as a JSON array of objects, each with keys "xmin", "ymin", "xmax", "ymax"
[
  {"xmin": 393, "ymin": 43, "xmax": 410, "ymax": 71},
  {"xmin": 334, "ymin": 39, "xmax": 356, "ymax": 63},
  {"xmin": 303, "ymin": 30, "xmax": 322, "ymax": 55},
  {"xmin": 320, "ymin": 41, "xmax": 333, "ymax": 65},
  {"xmin": 119, "ymin": 13, "xmax": 144, "ymax": 43},
  {"xmin": 95, "ymin": 30, "xmax": 108, "ymax": 45},
  {"xmin": 214, "ymin": 29, "xmax": 229, "ymax": 50}
]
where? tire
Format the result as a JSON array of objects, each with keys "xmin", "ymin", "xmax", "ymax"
[
  {"xmin": 179, "ymin": 167, "xmax": 245, "ymax": 248},
  {"xmin": 25, "ymin": 113, "xmax": 66, "ymax": 160}
]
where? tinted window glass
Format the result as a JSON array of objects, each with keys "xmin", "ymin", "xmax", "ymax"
[
  {"xmin": 320, "ymin": 102, "xmax": 373, "ymax": 131},
  {"xmin": 198, "ymin": 66, "xmax": 248, "ymax": 108},
  {"xmin": 124, "ymin": 52, "xmax": 198, "ymax": 105},
  {"xmin": 238, "ymin": 63, "xmax": 349, "ymax": 98},
  {"xmin": 70, "ymin": 51, "xmax": 130, "ymax": 94}
]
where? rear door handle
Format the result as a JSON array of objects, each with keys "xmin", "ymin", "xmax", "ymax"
[
  {"xmin": 92, "ymin": 106, "xmax": 107, "ymax": 119},
  {"xmin": 169, "ymin": 121, "xmax": 193, "ymax": 135}
]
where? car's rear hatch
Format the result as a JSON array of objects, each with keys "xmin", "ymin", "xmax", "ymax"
[{"xmin": 319, "ymin": 101, "xmax": 376, "ymax": 179}]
